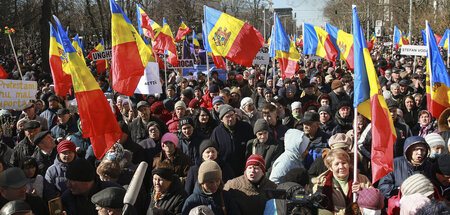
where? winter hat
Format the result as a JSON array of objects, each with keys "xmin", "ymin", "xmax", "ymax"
[
  {"xmin": 188, "ymin": 205, "xmax": 214, "ymax": 215},
  {"xmin": 188, "ymin": 99, "xmax": 201, "ymax": 109},
  {"xmin": 399, "ymin": 193, "xmax": 430, "ymax": 215},
  {"xmin": 436, "ymin": 154, "xmax": 450, "ymax": 175},
  {"xmin": 212, "ymin": 96, "xmax": 225, "ymax": 106},
  {"xmin": 218, "ymin": 104, "xmax": 235, "ymax": 120},
  {"xmin": 253, "ymin": 119, "xmax": 269, "ymax": 135},
  {"xmin": 209, "ymin": 85, "xmax": 220, "ymax": 93},
  {"xmin": 331, "ymin": 80, "xmax": 343, "ymax": 90},
  {"xmin": 245, "ymin": 154, "xmax": 266, "ymax": 173},
  {"xmin": 152, "ymin": 167, "xmax": 175, "ymax": 181},
  {"xmin": 151, "ymin": 101, "xmax": 165, "ymax": 115},
  {"xmin": 240, "ymin": 97, "xmax": 254, "ymax": 109},
  {"xmin": 199, "ymin": 139, "xmax": 219, "ymax": 156},
  {"xmin": 357, "ymin": 188, "xmax": 385, "ymax": 210},
  {"xmin": 400, "ymin": 174, "xmax": 434, "ymax": 197},
  {"xmin": 286, "ymin": 85, "xmax": 297, "ymax": 93},
  {"xmin": 424, "ymin": 133, "xmax": 445, "ymax": 148},
  {"xmin": 163, "ymin": 99, "xmax": 175, "ymax": 112},
  {"xmin": 318, "ymin": 105, "xmax": 332, "ymax": 116},
  {"xmin": 291, "ymin": 101, "xmax": 302, "ymax": 110},
  {"xmin": 174, "ymin": 100, "xmax": 187, "ymax": 110},
  {"xmin": 181, "ymin": 89, "xmax": 194, "ymax": 100},
  {"xmin": 66, "ymin": 159, "xmax": 96, "ymax": 182},
  {"xmin": 336, "ymin": 100, "xmax": 351, "ymax": 111},
  {"xmin": 161, "ymin": 133, "xmax": 178, "ymax": 148},
  {"xmin": 178, "ymin": 117, "xmax": 194, "ymax": 128},
  {"xmin": 57, "ymin": 140, "xmax": 76, "ymax": 153},
  {"xmin": 328, "ymin": 133, "xmax": 352, "ymax": 149},
  {"xmin": 198, "ymin": 160, "xmax": 222, "ymax": 184},
  {"xmin": 282, "ymin": 168, "xmax": 310, "ymax": 187}
]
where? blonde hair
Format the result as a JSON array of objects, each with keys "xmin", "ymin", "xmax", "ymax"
[
  {"xmin": 324, "ymin": 148, "xmax": 351, "ymax": 169},
  {"xmin": 96, "ymin": 160, "xmax": 122, "ymax": 181}
]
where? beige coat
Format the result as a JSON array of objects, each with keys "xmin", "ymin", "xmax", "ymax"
[{"xmin": 312, "ymin": 170, "xmax": 372, "ymax": 215}]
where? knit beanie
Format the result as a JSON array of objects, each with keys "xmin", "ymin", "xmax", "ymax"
[
  {"xmin": 400, "ymin": 174, "xmax": 434, "ymax": 197},
  {"xmin": 318, "ymin": 105, "xmax": 332, "ymax": 116},
  {"xmin": 152, "ymin": 168, "xmax": 175, "ymax": 181},
  {"xmin": 240, "ymin": 97, "xmax": 253, "ymax": 109},
  {"xmin": 198, "ymin": 160, "xmax": 222, "ymax": 184},
  {"xmin": 199, "ymin": 139, "xmax": 219, "ymax": 156},
  {"xmin": 357, "ymin": 188, "xmax": 385, "ymax": 210},
  {"xmin": 161, "ymin": 133, "xmax": 178, "ymax": 148},
  {"xmin": 245, "ymin": 154, "xmax": 266, "ymax": 173},
  {"xmin": 188, "ymin": 99, "xmax": 201, "ymax": 109},
  {"xmin": 174, "ymin": 100, "xmax": 187, "ymax": 110},
  {"xmin": 253, "ymin": 119, "xmax": 269, "ymax": 135},
  {"xmin": 212, "ymin": 96, "xmax": 225, "ymax": 106},
  {"xmin": 331, "ymin": 80, "xmax": 343, "ymax": 90},
  {"xmin": 328, "ymin": 133, "xmax": 352, "ymax": 149},
  {"xmin": 66, "ymin": 159, "xmax": 96, "ymax": 182},
  {"xmin": 57, "ymin": 140, "xmax": 76, "ymax": 154},
  {"xmin": 178, "ymin": 117, "xmax": 194, "ymax": 128},
  {"xmin": 291, "ymin": 101, "xmax": 302, "ymax": 110},
  {"xmin": 218, "ymin": 104, "xmax": 235, "ymax": 120},
  {"xmin": 151, "ymin": 101, "xmax": 165, "ymax": 115},
  {"xmin": 209, "ymin": 85, "xmax": 219, "ymax": 94},
  {"xmin": 424, "ymin": 133, "xmax": 445, "ymax": 148},
  {"xmin": 399, "ymin": 193, "xmax": 430, "ymax": 215}
]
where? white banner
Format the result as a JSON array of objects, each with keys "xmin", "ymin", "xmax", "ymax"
[
  {"xmin": 167, "ymin": 59, "xmax": 195, "ymax": 69},
  {"xmin": 253, "ymin": 52, "xmax": 270, "ymax": 65},
  {"xmin": 0, "ymin": 80, "xmax": 37, "ymax": 109},
  {"xmin": 92, "ymin": 50, "xmax": 112, "ymax": 61},
  {"xmin": 400, "ymin": 45, "xmax": 427, "ymax": 56},
  {"xmin": 134, "ymin": 62, "xmax": 162, "ymax": 95}
]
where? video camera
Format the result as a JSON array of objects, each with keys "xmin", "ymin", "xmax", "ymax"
[{"xmin": 266, "ymin": 186, "xmax": 328, "ymax": 215}]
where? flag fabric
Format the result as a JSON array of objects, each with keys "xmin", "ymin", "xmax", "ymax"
[
  {"xmin": 137, "ymin": 4, "xmax": 161, "ymax": 39},
  {"xmin": 153, "ymin": 18, "xmax": 178, "ymax": 67},
  {"xmin": 0, "ymin": 64, "xmax": 8, "ymax": 79},
  {"xmin": 142, "ymin": 36, "xmax": 164, "ymax": 69},
  {"xmin": 111, "ymin": 0, "xmax": 153, "ymax": 96},
  {"xmin": 273, "ymin": 13, "xmax": 299, "ymax": 79},
  {"xmin": 303, "ymin": 23, "xmax": 338, "ymax": 62},
  {"xmin": 87, "ymin": 40, "xmax": 108, "ymax": 74},
  {"xmin": 202, "ymin": 20, "xmax": 226, "ymax": 70},
  {"xmin": 175, "ymin": 17, "xmax": 191, "ymax": 42},
  {"xmin": 72, "ymin": 34, "xmax": 86, "ymax": 64},
  {"xmin": 268, "ymin": 25, "xmax": 275, "ymax": 58},
  {"xmin": 53, "ymin": 16, "xmax": 122, "ymax": 159},
  {"xmin": 406, "ymin": 32, "xmax": 411, "ymax": 43},
  {"xmin": 295, "ymin": 35, "xmax": 303, "ymax": 48},
  {"xmin": 326, "ymin": 23, "xmax": 354, "ymax": 69},
  {"xmin": 352, "ymin": 6, "xmax": 396, "ymax": 184},
  {"xmin": 204, "ymin": 6, "xmax": 265, "ymax": 67},
  {"xmin": 393, "ymin": 26, "xmax": 408, "ymax": 49},
  {"xmin": 425, "ymin": 22, "xmax": 450, "ymax": 119},
  {"xmin": 49, "ymin": 23, "xmax": 72, "ymax": 96},
  {"xmin": 438, "ymin": 29, "xmax": 449, "ymax": 49},
  {"xmin": 192, "ymin": 30, "xmax": 200, "ymax": 47}
]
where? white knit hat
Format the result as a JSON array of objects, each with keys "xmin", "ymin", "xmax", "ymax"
[
  {"xmin": 291, "ymin": 101, "xmax": 302, "ymax": 110},
  {"xmin": 400, "ymin": 174, "xmax": 434, "ymax": 197},
  {"xmin": 240, "ymin": 97, "xmax": 253, "ymax": 108},
  {"xmin": 425, "ymin": 133, "xmax": 445, "ymax": 148}
]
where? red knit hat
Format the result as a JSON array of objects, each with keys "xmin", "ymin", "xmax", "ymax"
[
  {"xmin": 246, "ymin": 154, "xmax": 266, "ymax": 173},
  {"xmin": 57, "ymin": 140, "xmax": 76, "ymax": 153},
  {"xmin": 151, "ymin": 101, "xmax": 164, "ymax": 115}
]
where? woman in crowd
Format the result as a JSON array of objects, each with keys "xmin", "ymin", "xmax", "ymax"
[
  {"xmin": 137, "ymin": 122, "xmax": 162, "ymax": 165},
  {"xmin": 402, "ymin": 95, "xmax": 419, "ymax": 129},
  {"xmin": 193, "ymin": 107, "xmax": 217, "ymax": 137},
  {"xmin": 20, "ymin": 156, "xmax": 43, "ymax": 198},
  {"xmin": 412, "ymin": 110, "xmax": 438, "ymax": 137}
]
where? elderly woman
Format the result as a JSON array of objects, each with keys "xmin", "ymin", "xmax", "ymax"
[
  {"xmin": 412, "ymin": 110, "xmax": 438, "ymax": 137},
  {"xmin": 401, "ymin": 95, "xmax": 419, "ymax": 129},
  {"xmin": 312, "ymin": 148, "xmax": 372, "ymax": 215},
  {"xmin": 147, "ymin": 164, "xmax": 188, "ymax": 215}
]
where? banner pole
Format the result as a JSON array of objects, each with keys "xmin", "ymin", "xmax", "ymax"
[
  {"xmin": 272, "ymin": 13, "xmax": 277, "ymax": 93},
  {"xmin": 353, "ymin": 107, "xmax": 358, "ymax": 202},
  {"xmin": 8, "ymin": 34, "xmax": 23, "ymax": 80},
  {"xmin": 164, "ymin": 54, "xmax": 168, "ymax": 92},
  {"xmin": 206, "ymin": 53, "xmax": 210, "ymax": 89}
]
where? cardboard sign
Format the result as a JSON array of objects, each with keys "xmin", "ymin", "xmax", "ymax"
[
  {"xmin": 253, "ymin": 52, "xmax": 270, "ymax": 65},
  {"xmin": 183, "ymin": 65, "xmax": 227, "ymax": 82},
  {"xmin": 134, "ymin": 62, "xmax": 162, "ymax": 95},
  {"xmin": 0, "ymin": 80, "xmax": 37, "ymax": 109},
  {"xmin": 91, "ymin": 50, "xmax": 112, "ymax": 61},
  {"xmin": 167, "ymin": 59, "xmax": 195, "ymax": 69},
  {"xmin": 400, "ymin": 45, "xmax": 427, "ymax": 56}
]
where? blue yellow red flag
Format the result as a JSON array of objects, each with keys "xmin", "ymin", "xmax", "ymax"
[
  {"xmin": 273, "ymin": 13, "xmax": 299, "ymax": 79},
  {"xmin": 137, "ymin": 4, "xmax": 161, "ymax": 39},
  {"xmin": 72, "ymin": 34, "xmax": 86, "ymax": 65},
  {"xmin": 49, "ymin": 23, "xmax": 72, "ymax": 96},
  {"xmin": 87, "ymin": 40, "xmax": 108, "ymax": 74},
  {"xmin": 303, "ymin": 23, "xmax": 338, "ymax": 62},
  {"xmin": 326, "ymin": 23, "xmax": 354, "ymax": 68},
  {"xmin": 202, "ymin": 20, "xmax": 226, "ymax": 70},
  {"xmin": 352, "ymin": 5, "xmax": 396, "ymax": 184},
  {"xmin": 175, "ymin": 17, "xmax": 191, "ymax": 42},
  {"xmin": 204, "ymin": 6, "xmax": 264, "ymax": 67},
  {"xmin": 153, "ymin": 18, "xmax": 177, "ymax": 54},
  {"xmin": 53, "ymin": 16, "xmax": 122, "ymax": 159},
  {"xmin": 111, "ymin": 0, "xmax": 152, "ymax": 96},
  {"xmin": 438, "ymin": 29, "xmax": 449, "ymax": 50},
  {"xmin": 192, "ymin": 30, "xmax": 200, "ymax": 47},
  {"xmin": 425, "ymin": 22, "xmax": 450, "ymax": 118}
]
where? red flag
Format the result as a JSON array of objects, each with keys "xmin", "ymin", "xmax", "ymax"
[
  {"xmin": 212, "ymin": 54, "xmax": 226, "ymax": 70},
  {"xmin": 0, "ymin": 65, "xmax": 7, "ymax": 79}
]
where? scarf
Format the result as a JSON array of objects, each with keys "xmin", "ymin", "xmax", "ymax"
[{"xmin": 322, "ymin": 171, "xmax": 354, "ymax": 213}]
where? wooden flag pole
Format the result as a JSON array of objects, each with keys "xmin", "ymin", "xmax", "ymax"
[{"xmin": 7, "ymin": 33, "xmax": 23, "ymax": 80}]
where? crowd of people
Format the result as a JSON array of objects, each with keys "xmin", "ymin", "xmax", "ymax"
[{"xmin": 0, "ymin": 39, "xmax": 449, "ymax": 215}]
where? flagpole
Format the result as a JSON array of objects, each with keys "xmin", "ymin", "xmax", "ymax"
[
  {"xmin": 425, "ymin": 20, "xmax": 433, "ymax": 103},
  {"xmin": 447, "ymin": 32, "xmax": 449, "ymax": 68},
  {"xmin": 272, "ymin": 13, "xmax": 277, "ymax": 93},
  {"xmin": 7, "ymin": 33, "xmax": 23, "ymax": 80},
  {"xmin": 353, "ymin": 107, "xmax": 358, "ymax": 202},
  {"xmin": 164, "ymin": 54, "xmax": 168, "ymax": 92},
  {"xmin": 206, "ymin": 53, "xmax": 210, "ymax": 89}
]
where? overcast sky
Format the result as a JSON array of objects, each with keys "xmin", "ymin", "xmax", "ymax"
[{"xmin": 272, "ymin": 0, "xmax": 328, "ymax": 28}]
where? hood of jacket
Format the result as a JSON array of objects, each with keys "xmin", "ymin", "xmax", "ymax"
[
  {"xmin": 284, "ymin": 129, "xmax": 310, "ymax": 156},
  {"xmin": 403, "ymin": 136, "xmax": 430, "ymax": 164}
]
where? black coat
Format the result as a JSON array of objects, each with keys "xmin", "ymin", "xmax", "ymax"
[
  {"xmin": 210, "ymin": 121, "xmax": 254, "ymax": 176},
  {"xmin": 184, "ymin": 159, "xmax": 235, "ymax": 195},
  {"xmin": 182, "ymin": 184, "xmax": 240, "ymax": 215},
  {"xmin": 10, "ymin": 137, "xmax": 35, "ymax": 167},
  {"xmin": 0, "ymin": 194, "xmax": 49, "ymax": 215},
  {"xmin": 147, "ymin": 177, "xmax": 188, "ymax": 215},
  {"xmin": 245, "ymin": 137, "xmax": 284, "ymax": 174},
  {"xmin": 129, "ymin": 116, "xmax": 168, "ymax": 144},
  {"xmin": 177, "ymin": 131, "xmax": 206, "ymax": 165},
  {"xmin": 32, "ymin": 147, "xmax": 57, "ymax": 175}
]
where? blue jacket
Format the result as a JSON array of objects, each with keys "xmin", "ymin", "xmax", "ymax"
[
  {"xmin": 210, "ymin": 121, "xmax": 254, "ymax": 176},
  {"xmin": 44, "ymin": 156, "xmax": 75, "ymax": 201},
  {"xmin": 378, "ymin": 137, "xmax": 432, "ymax": 199},
  {"xmin": 178, "ymin": 131, "xmax": 206, "ymax": 165},
  {"xmin": 308, "ymin": 129, "xmax": 330, "ymax": 160},
  {"xmin": 182, "ymin": 184, "xmax": 240, "ymax": 215},
  {"xmin": 50, "ymin": 117, "xmax": 78, "ymax": 140},
  {"xmin": 269, "ymin": 129, "xmax": 310, "ymax": 184},
  {"xmin": 40, "ymin": 108, "xmax": 59, "ymax": 130}
]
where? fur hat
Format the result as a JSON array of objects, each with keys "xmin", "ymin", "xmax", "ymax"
[{"xmin": 438, "ymin": 108, "xmax": 450, "ymax": 131}]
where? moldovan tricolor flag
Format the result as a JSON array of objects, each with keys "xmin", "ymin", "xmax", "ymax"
[
  {"xmin": 153, "ymin": 18, "xmax": 178, "ymax": 67},
  {"xmin": 393, "ymin": 26, "xmax": 408, "ymax": 49},
  {"xmin": 303, "ymin": 23, "xmax": 338, "ymax": 62},
  {"xmin": 49, "ymin": 23, "xmax": 72, "ymax": 96},
  {"xmin": 353, "ymin": 5, "xmax": 396, "ymax": 184},
  {"xmin": 202, "ymin": 20, "xmax": 226, "ymax": 70},
  {"xmin": 110, "ymin": 0, "xmax": 152, "ymax": 96},
  {"xmin": 72, "ymin": 34, "xmax": 86, "ymax": 65},
  {"xmin": 326, "ymin": 23, "xmax": 354, "ymax": 70},
  {"xmin": 87, "ymin": 40, "xmax": 108, "ymax": 74},
  {"xmin": 53, "ymin": 16, "xmax": 122, "ymax": 159},
  {"xmin": 175, "ymin": 17, "xmax": 191, "ymax": 42},
  {"xmin": 0, "ymin": 64, "xmax": 8, "ymax": 79},
  {"xmin": 438, "ymin": 29, "xmax": 449, "ymax": 50},
  {"xmin": 192, "ymin": 30, "xmax": 200, "ymax": 47},
  {"xmin": 137, "ymin": 4, "xmax": 161, "ymax": 39},
  {"xmin": 425, "ymin": 22, "xmax": 450, "ymax": 119},
  {"xmin": 204, "ymin": 6, "xmax": 264, "ymax": 67},
  {"xmin": 273, "ymin": 13, "xmax": 299, "ymax": 79}
]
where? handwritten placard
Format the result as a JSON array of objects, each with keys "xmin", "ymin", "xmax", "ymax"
[{"xmin": 0, "ymin": 80, "xmax": 37, "ymax": 109}]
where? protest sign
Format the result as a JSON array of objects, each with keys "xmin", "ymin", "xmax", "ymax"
[
  {"xmin": 253, "ymin": 52, "xmax": 270, "ymax": 65},
  {"xmin": 167, "ymin": 59, "xmax": 195, "ymax": 69},
  {"xmin": 135, "ymin": 62, "xmax": 162, "ymax": 95},
  {"xmin": 400, "ymin": 45, "xmax": 427, "ymax": 56},
  {"xmin": 183, "ymin": 65, "xmax": 227, "ymax": 82},
  {"xmin": 92, "ymin": 50, "xmax": 112, "ymax": 61},
  {"xmin": 0, "ymin": 80, "xmax": 37, "ymax": 109}
]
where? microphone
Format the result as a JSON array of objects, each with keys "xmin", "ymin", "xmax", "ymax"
[{"xmin": 122, "ymin": 161, "xmax": 148, "ymax": 215}]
